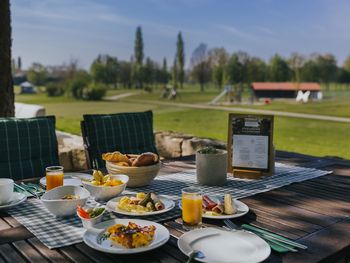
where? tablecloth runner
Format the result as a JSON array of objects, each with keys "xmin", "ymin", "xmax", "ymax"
[{"xmin": 8, "ymin": 162, "xmax": 331, "ymax": 249}]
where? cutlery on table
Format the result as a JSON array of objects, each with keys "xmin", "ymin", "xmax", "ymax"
[
  {"xmin": 18, "ymin": 182, "xmax": 43, "ymax": 198},
  {"xmin": 224, "ymin": 220, "xmax": 301, "ymax": 252},
  {"xmin": 242, "ymin": 224, "xmax": 307, "ymax": 250}
]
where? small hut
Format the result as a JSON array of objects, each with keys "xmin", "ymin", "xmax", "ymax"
[{"xmin": 20, "ymin": 81, "xmax": 37, "ymax": 94}]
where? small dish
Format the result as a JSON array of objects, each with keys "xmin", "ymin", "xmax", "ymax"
[{"xmin": 77, "ymin": 206, "xmax": 105, "ymax": 229}]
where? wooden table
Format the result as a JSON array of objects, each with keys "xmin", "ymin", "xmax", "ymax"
[{"xmin": 0, "ymin": 151, "xmax": 349, "ymax": 263}]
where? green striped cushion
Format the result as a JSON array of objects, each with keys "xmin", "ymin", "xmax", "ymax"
[
  {"xmin": 0, "ymin": 116, "xmax": 59, "ymax": 180},
  {"xmin": 83, "ymin": 111, "xmax": 157, "ymax": 169}
]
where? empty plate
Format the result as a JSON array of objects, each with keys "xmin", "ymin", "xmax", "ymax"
[{"xmin": 178, "ymin": 227, "xmax": 271, "ymax": 263}]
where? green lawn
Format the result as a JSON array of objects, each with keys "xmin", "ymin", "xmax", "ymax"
[
  {"xmin": 122, "ymin": 85, "xmax": 350, "ymax": 118},
  {"xmin": 15, "ymin": 90, "xmax": 350, "ymax": 160}
]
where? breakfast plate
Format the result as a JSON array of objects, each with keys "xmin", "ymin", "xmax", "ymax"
[
  {"xmin": 106, "ymin": 194, "xmax": 175, "ymax": 216},
  {"xmin": 179, "ymin": 195, "xmax": 249, "ymax": 219},
  {"xmin": 83, "ymin": 218, "xmax": 170, "ymax": 254},
  {"xmin": 0, "ymin": 192, "xmax": 27, "ymax": 210},
  {"xmin": 40, "ymin": 173, "xmax": 92, "ymax": 187},
  {"xmin": 178, "ymin": 227, "xmax": 271, "ymax": 263}
]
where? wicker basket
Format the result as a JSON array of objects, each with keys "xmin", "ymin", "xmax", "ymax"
[{"xmin": 106, "ymin": 161, "xmax": 161, "ymax": 187}]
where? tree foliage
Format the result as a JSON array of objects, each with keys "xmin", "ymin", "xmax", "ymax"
[
  {"xmin": 27, "ymin": 63, "xmax": 48, "ymax": 85},
  {"xmin": 90, "ymin": 54, "xmax": 119, "ymax": 87},
  {"xmin": 176, "ymin": 32, "xmax": 185, "ymax": 89},
  {"xmin": 269, "ymin": 54, "xmax": 290, "ymax": 81},
  {"xmin": 133, "ymin": 26, "xmax": 145, "ymax": 89},
  {"xmin": 190, "ymin": 43, "xmax": 211, "ymax": 91},
  {"xmin": 209, "ymin": 47, "xmax": 229, "ymax": 89}
]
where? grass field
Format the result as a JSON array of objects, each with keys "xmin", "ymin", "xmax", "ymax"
[{"xmin": 15, "ymin": 85, "xmax": 350, "ymax": 160}]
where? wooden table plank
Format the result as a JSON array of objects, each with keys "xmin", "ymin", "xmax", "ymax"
[
  {"xmin": 244, "ymin": 205, "xmax": 323, "ymax": 233},
  {"xmin": 1, "ymin": 213, "xmax": 21, "ymax": 227},
  {"xmin": 0, "ymin": 244, "xmax": 27, "ymax": 263},
  {"xmin": 0, "ymin": 226, "xmax": 34, "ymax": 245},
  {"xmin": 258, "ymin": 188, "xmax": 349, "ymax": 217},
  {"xmin": 59, "ymin": 246, "xmax": 96, "ymax": 263},
  {"xmin": 74, "ymin": 243, "xmax": 122, "ymax": 263},
  {"xmin": 0, "ymin": 218, "xmax": 11, "ymax": 231},
  {"xmin": 242, "ymin": 196, "xmax": 340, "ymax": 227},
  {"xmin": 283, "ymin": 218, "xmax": 350, "ymax": 263},
  {"xmin": 13, "ymin": 240, "xmax": 49, "ymax": 263},
  {"xmin": 28, "ymin": 238, "xmax": 70, "ymax": 263}
]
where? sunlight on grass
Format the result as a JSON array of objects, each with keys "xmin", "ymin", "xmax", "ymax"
[{"xmin": 15, "ymin": 89, "xmax": 350, "ymax": 159}]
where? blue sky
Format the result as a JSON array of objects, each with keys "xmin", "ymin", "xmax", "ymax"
[{"xmin": 11, "ymin": 0, "xmax": 350, "ymax": 69}]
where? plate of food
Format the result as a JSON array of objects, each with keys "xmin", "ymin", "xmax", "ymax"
[
  {"xmin": 106, "ymin": 192, "xmax": 175, "ymax": 216},
  {"xmin": 179, "ymin": 194, "xmax": 249, "ymax": 219},
  {"xmin": 40, "ymin": 172, "xmax": 92, "ymax": 187},
  {"xmin": 83, "ymin": 219, "xmax": 170, "ymax": 254}
]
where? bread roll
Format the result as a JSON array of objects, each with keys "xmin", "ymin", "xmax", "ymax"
[{"xmin": 132, "ymin": 152, "xmax": 159, "ymax": 167}]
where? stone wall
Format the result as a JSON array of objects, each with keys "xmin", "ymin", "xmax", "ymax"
[
  {"xmin": 57, "ymin": 131, "xmax": 226, "ymax": 171},
  {"xmin": 56, "ymin": 131, "xmax": 88, "ymax": 171},
  {"xmin": 154, "ymin": 131, "xmax": 226, "ymax": 158}
]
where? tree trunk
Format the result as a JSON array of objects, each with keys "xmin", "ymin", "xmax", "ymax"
[{"xmin": 0, "ymin": 0, "xmax": 15, "ymax": 117}]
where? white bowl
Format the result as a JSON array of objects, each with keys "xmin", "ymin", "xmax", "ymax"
[
  {"xmin": 41, "ymin": 185, "xmax": 90, "ymax": 217},
  {"xmin": 82, "ymin": 174, "xmax": 128, "ymax": 201},
  {"xmin": 106, "ymin": 162, "xmax": 160, "ymax": 187},
  {"xmin": 77, "ymin": 205, "xmax": 105, "ymax": 229}
]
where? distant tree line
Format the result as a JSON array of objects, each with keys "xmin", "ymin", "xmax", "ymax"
[
  {"xmin": 17, "ymin": 26, "xmax": 350, "ymax": 100},
  {"xmin": 190, "ymin": 44, "xmax": 350, "ymax": 91}
]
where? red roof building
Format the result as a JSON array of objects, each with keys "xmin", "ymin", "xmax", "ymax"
[{"xmin": 251, "ymin": 82, "xmax": 322, "ymax": 99}]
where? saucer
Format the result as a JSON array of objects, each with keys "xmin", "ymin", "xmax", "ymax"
[{"xmin": 0, "ymin": 192, "xmax": 27, "ymax": 210}]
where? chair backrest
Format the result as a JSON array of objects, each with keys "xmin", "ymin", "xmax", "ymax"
[
  {"xmin": 0, "ymin": 116, "xmax": 60, "ymax": 180},
  {"xmin": 82, "ymin": 111, "xmax": 157, "ymax": 169}
]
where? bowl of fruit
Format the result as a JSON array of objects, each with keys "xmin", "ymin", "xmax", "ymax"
[{"xmin": 82, "ymin": 170, "xmax": 128, "ymax": 201}]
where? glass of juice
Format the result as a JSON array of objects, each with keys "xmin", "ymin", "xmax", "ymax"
[
  {"xmin": 182, "ymin": 187, "xmax": 202, "ymax": 229},
  {"xmin": 46, "ymin": 166, "xmax": 64, "ymax": 191}
]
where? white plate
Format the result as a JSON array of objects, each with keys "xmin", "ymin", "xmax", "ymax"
[
  {"xmin": 178, "ymin": 227, "xmax": 271, "ymax": 263},
  {"xmin": 40, "ymin": 173, "xmax": 92, "ymax": 187},
  {"xmin": 107, "ymin": 195, "xmax": 175, "ymax": 216},
  {"xmin": 0, "ymin": 192, "xmax": 27, "ymax": 210},
  {"xmin": 83, "ymin": 218, "xmax": 170, "ymax": 254},
  {"xmin": 179, "ymin": 196, "xmax": 249, "ymax": 219}
]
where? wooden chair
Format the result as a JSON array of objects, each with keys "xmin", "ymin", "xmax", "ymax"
[
  {"xmin": 0, "ymin": 116, "xmax": 60, "ymax": 180},
  {"xmin": 81, "ymin": 111, "xmax": 157, "ymax": 169}
]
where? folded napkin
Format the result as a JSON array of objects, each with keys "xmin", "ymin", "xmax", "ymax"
[{"xmin": 14, "ymin": 183, "xmax": 45, "ymax": 198}]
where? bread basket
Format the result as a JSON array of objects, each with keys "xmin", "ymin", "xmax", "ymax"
[{"xmin": 106, "ymin": 161, "xmax": 161, "ymax": 187}]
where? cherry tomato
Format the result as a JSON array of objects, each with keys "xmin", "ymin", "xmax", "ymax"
[{"xmin": 77, "ymin": 206, "xmax": 90, "ymax": 219}]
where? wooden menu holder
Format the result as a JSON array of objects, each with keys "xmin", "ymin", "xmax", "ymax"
[{"xmin": 227, "ymin": 114, "xmax": 275, "ymax": 180}]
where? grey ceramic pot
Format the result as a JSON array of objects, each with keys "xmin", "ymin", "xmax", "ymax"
[{"xmin": 196, "ymin": 149, "xmax": 227, "ymax": 186}]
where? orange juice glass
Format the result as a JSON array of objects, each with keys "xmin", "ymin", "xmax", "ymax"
[
  {"xmin": 182, "ymin": 187, "xmax": 202, "ymax": 229},
  {"xmin": 46, "ymin": 166, "xmax": 64, "ymax": 191}
]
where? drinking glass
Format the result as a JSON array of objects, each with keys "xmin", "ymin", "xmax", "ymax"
[
  {"xmin": 182, "ymin": 187, "xmax": 202, "ymax": 229},
  {"xmin": 46, "ymin": 166, "xmax": 64, "ymax": 191}
]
